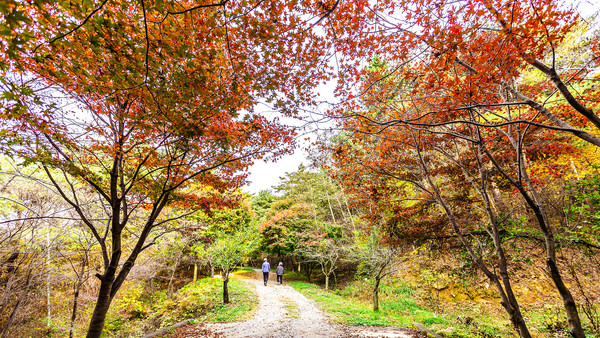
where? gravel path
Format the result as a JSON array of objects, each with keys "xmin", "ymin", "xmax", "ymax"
[{"xmin": 168, "ymin": 270, "xmax": 423, "ymax": 338}]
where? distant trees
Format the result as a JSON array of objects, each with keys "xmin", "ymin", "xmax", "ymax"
[{"xmin": 257, "ymin": 166, "xmax": 355, "ymax": 288}]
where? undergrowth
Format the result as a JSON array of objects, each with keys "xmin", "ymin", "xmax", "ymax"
[{"xmin": 103, "ymin": 274, "xmax": 257, "ymax": 337}]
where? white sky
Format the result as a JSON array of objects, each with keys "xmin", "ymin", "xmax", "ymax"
[{"xmin": 242, "ymin": 147, "xmax": 308, "ymax": 195}]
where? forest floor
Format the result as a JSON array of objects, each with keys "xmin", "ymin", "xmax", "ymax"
[{"xmin": 165, "ymin": 269, "xmax": 424, "ymax": 338}]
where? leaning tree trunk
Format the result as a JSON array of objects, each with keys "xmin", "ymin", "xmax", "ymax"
[
  {"xmin": 1, "ymin": 270, "xmax": 33, "ymax": 338},
  {"xmin": 69, "ymin": 278, "xmax": 84, "ymax": 338},
  {"xmin": 373, "ymin": 277, "xmax": 381, "ymax": 311},
  {"xmin": 420, "ymin": 143, "xmax": 532, "ymax": 337},
  {"xmin": 69, "ymin": 254, "xmax": 88, "ymax": 338},
  {"xmin": 518, "ymin": 161, "xmax": 585, "ymax": 338}
]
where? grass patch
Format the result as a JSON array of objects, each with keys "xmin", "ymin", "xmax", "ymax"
[
  {"xmin": 281, "ymin": 296, "xmax": 299, "ymax": 319},
  {"xmin": 290, "ymin": 280, "xmax": 428, "ymax": 327},
  {"xmin": 188, "ymin": 278, "xmax": 258, "ymax": 323},
  {"xmin": 235, "ymin": 266, "xmax": 256, "ymax": 273},
  {"xmin": 290, "ymin": 279, "xmax": 515, "ymax": 337}
]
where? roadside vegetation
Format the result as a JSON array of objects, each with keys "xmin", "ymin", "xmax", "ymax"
[{"xmin": 104, "ymin": 273, "xmax": 257, "ymax": 337}]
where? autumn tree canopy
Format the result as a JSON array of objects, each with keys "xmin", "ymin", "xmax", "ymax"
[
  {"xmin": 1, "ymin": 1, "xmax": 340, "ymax": 336},
  {"xmin": 322, "ymin": 0, "xmax": 600, "ymax": 146}
]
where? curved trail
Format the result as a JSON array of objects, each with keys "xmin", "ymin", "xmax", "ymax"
[{"xmin": 168, "ymin": 270, "xmax": 420, "ymax": 338}]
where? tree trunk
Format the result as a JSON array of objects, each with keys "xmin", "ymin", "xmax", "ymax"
[
  {"xmin": 69, "ymin": 282, "xmax": 83, "ymax": 338},
  {"xmin": 193, "ymin": 263, "xmax": 198, "ymax": 283},
  {"xmin": 223, "ymin": 276, "xmax": 230, "ymax": 304},
  {"xmin": 373, "ymin": 278, "xmax": 380, "ymax": 311},
  {"xmin": 86, "ymin": 278, "xmax": 115, "ymax": 338},
  {"xmin": 547, "ymin": 259, "xmax": 585, "ymax": 338},
  {"xmin": 305, "ymin": 265, "xmax": 311, "ymax": 282},
  {"xmin": 474, "ymin": 150, "xmax": 531, "ymax": 338},
  {"xmin": 1, "ymin": 270, "xmax": 33, "ymax": 338},
  {"xmin": 421, "ymin": 143, "xmax": 532, "ymax": 337},
  {"xmin": 69, "ymin": 256, "xmax": 88, "ymax": 338},
  {"xmin": 46, "ymin": 230, "xmax": 51, "ymax": 328},
  {"xmin": 518, "ymin": 161, "xmax": 585, "ymax": 337},
  {"xmin": 325, "ymin": 274, "xmax": 329, "ymax": 290}
]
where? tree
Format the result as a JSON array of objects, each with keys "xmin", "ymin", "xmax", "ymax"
[
  {"xmin": 349, "ymin": 227, "xmax": 398, "ymax": 312},
  {"xmin": 251, "ymin": 190, "xmax": 278, "ymax": 222},
  {"xmin": 1, "ymin": 1, "xmax": 337, "ymax": 336},
  {"xmin": 0, "ymin": 160, "xmax": 76, "ymax": 337},
  {"xmin": 259, "ymin": 200, "xmax": 316, "ymax": 257},
  {"xmin": 300, "ymin": 237, "xmax": 344, "ymax": 291},
  {"xmin": 208, "ymin": 226, "xmax": 258, "ymax": 304},
  {"xmin": 326, "ymin": 0, "xmax": 600, "ymax": 147},
  {"xmin": 322, "ymin": 3, "xmax": 599, "ymax": 335},
  {"xmin": 332, "ymin": 121, "xmax": 535, "ymax": 337}
]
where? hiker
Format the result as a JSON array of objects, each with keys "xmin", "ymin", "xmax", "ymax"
[
  {"xmin": 276, "ymin": 262, "xmax": 284, "ymax": 285},
  {"xmin": 261, "ymin": 258, "xmax": 271, "ymax": 286}
]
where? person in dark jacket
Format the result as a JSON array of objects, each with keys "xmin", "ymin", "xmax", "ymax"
[
  {"xmin": 261, "ymin": 258, "xmax": 271, "ymax": 286},
  {"xmin": 276, "ymin": 262, "xmax": 284, "ymax": 285}
]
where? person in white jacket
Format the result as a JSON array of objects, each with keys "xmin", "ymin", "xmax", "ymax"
[{"xmin": 261, "ymin": 258, "xmax": 271, "ymax": 286}]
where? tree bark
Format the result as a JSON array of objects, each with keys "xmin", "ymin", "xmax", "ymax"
[
  {"xmin": 223, "ymin": 276, "xmax": 230, "ymax": 304},
  {"xmin": 69, "ymin": 254, "xmax": 88, "ymax": 338},
  {"xmin": 193, "ymin": 263, "xmax": 198, "ymax": 283},
  {"xmin": 420, "ymin": 139, "xmax": 532, "ymax": 337},
  {"xmin": 86, "ymin": 277, "xmax": 115, "ymax": 338},
  {"xmin": 483, "ymin": 136, "xmax": 585, "ymax": 337},
  {"xmin": 373, "ymin": 277, "xmax": 380, "ymax": 311},
  {"xmin": 519, "ymin": 160, "xmax": 585, "ymax": 338},
  {"xmin": 69, "ymin": 280, "xmax": 83, "ymax": 338}
]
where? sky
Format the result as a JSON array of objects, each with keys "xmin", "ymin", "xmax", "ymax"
[{"xmin": 242, "ymin": 147, "xmax": 308, "ymax": 195}]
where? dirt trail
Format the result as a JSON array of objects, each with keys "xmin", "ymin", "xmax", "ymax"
[{"xmin": 168, "ymin": 270, "xmax": 421, "ymax": 338}]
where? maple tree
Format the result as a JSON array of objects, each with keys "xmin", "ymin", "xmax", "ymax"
[
  {"xmin": 0, "ymin": 1, "xmax": 339, "ymax": 336},
  {"xmin": 327, "ymin": 46, "xmax": 600, "ymax": 335},
  {"xmin": 319, "ymin": 1, "xmax": 598, "ymax": 336},
  {"xmin": 258, "ymin": 199, "xmax": 317, "ymax": 257},
  {"xmin": 331, "ymin": 122, "xmax": 533, "ymax": 336},
  {"xmin": 325, "ymin": 0, "xmax": 599, "ymax": 146}
]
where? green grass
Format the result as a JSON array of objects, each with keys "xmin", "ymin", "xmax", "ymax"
[
  {"xmin": 290, "ymin": 279, "xmax": 516, "ymax": 337},
  {"xmin": 160, "ymin": 277, "xmax": 257, "ymax": 324},
  {"xmin": 281, "ymin": 296, "xmax": 300, "ymax": 319},
  {"xmin": 290, "ymin": 280, "xmax": 442, "ymax": 327}
]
